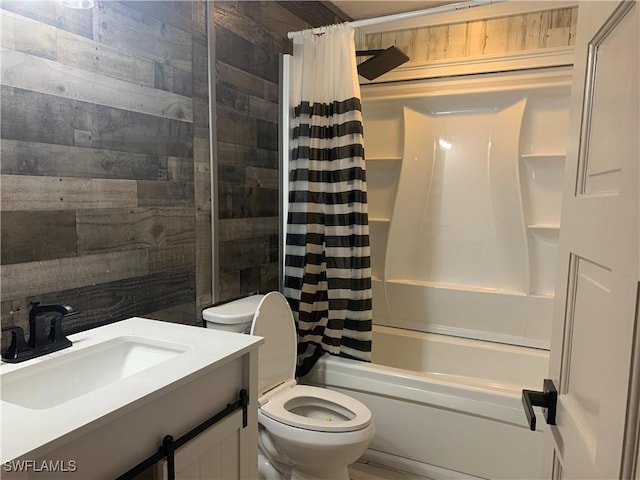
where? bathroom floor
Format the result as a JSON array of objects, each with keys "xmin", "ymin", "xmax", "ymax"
[{"xmin": 349, "ymin": 461, "xmax": 431, "ymax": 480}]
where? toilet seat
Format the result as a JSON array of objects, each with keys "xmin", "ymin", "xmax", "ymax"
[
  {"xmin": 251, "ymin": 292, "xmax": 372, "ymax": 434},
  {"xmin": 260, "ymin": 385, "xmax": 372, "ymax": 433}
]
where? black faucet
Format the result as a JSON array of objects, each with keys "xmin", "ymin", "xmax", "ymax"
[{"xmin": 2, "ymin": 302, "xmax": 79, "ymax": 363}]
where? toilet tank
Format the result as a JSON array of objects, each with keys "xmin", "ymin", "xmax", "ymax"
[{"xmin": 202, "ymin": 295, "xmax": 264, "ymax": 333}]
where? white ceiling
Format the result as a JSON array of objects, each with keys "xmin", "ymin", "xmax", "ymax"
[{"xmin": 330, "ymin": 1, "xmax": 456, "ymax": 21}]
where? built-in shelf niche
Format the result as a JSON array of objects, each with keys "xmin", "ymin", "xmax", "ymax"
[
  {"xmin": 519, "ymin": 95, "xmax": 569, "ymax": 298},
  {"xmin": 364, "ymin": 103, "xmax": 403, "ymax": 284}
]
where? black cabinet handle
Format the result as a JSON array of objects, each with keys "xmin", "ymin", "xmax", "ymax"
[{"xmin": 522, "ymin": 379, "xmax": 558, "ymax": 431}]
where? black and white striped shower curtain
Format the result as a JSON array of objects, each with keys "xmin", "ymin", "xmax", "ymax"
[{"xmin": 284, "ymin": 25, "xmax": 372, "ymax": 377}]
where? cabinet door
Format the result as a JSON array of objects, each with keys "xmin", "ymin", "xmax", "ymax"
[{"xmin": 158, "ymin": 410, "xmax": 245, "ymax": 480}]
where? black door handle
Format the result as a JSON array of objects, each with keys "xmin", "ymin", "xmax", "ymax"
[{"xmin": 522, "ymin": 379, "xmax": 557, "ymax": 431}]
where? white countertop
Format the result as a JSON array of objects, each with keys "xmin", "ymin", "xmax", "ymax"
[{"xmin": 0, "ymin": 317, "xmax": 263, "ymax": 463}]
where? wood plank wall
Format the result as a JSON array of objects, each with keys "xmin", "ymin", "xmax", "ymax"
[
  {"xmin": 0, "ymin": 0, "xmax": 206, "ymax": 340},
  {"xmin": 212, "ymin": 1, "xmax": 347, "ymax": 301},
  {"xmin": 356, "ymin": 6, "xmax": 578, "ymax": 62},
  {"xmin": 0, "ymin": 0, "xmax": 342, "ymax": 347}
]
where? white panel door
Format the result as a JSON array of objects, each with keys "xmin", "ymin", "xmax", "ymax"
[{"xmin": 545, "ymin": 1, "xmax": 639, "ymax": 478}]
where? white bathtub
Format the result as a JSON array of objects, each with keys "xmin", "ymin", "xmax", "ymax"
[{"xmin": 303, "ymin": 325, "xmax": 549, "ymax": 480}]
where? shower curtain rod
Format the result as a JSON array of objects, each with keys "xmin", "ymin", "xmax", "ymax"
[{"xmin": 287, "ymin": 0, "xmax": 499, "ymax": 39}]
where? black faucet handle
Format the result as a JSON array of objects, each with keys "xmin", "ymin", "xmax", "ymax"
[
  {"xmin": 28, "ymin": 303, "xmax": 79, "ymax": 348},
  {"xmin": 27, "ymin": 312, "xmax": 51, "ymax": 349},
  {"xmin": 2, "ymin": 326, "xmax": 30, "ymax": 362},
  {"xmin": 48, "ymin": 316, "xmax": 72, "ymax": 349}
]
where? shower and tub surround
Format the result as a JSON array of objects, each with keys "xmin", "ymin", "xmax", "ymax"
[
  {"xmin": 304, "ymin": 65, "xmax": 570, "ymax": 480},
  {"xmin": 304, "ymin": 325, "xmax": 549, "ymax": 479},
  {"xmin": 282, "ymin": 4, "xmax": 575, "ymax": 479},
  {"xmin": 284, "ymin": 24, "xmax": 373, "ymax": 376},
  {"xmin": 363, "ymin": 67, "xmax": 571, "ymax": 348}
]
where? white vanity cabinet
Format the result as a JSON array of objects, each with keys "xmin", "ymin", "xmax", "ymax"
[
  {"xmin": 158, "ymin": 410, "xmax": 247, "ymax": 480},
  {"xmin": 0, "ymin": 318, "xmax": 263, "ymax": 480}
]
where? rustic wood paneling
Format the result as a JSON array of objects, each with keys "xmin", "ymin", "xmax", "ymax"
[
  {"xmin": 0, "ymin": 0, "xmax": 344, "ymax": 339},
  {"xmin": 357, "ymin": 6, "xmax": 578, "ymax": 64},
  {"xmin": 213, "ymin": 2, "xmax": 281, "ymax": 51},
  {"xmin": 76, "ymin": 207, "xmax": 195, "ymax": 254},
  {"xmin": 245, "ymin": 166, "xmax": 279, "ymax": 189},
  {"xmin": 256, "ymin": 119, "xmax": 278, "ymax": 151},
  {"xmin": 0, "ymin": 1, "xmax": 93, "ymax": 38},
  {"xmin": 30, "ymin": 268, "xmax": 196, "ymax": 334},
  {"xmin": 191, "ymin": 1, "xmax": 207, "ymax": 39},
  {"xmin": 218, "ymin": 270, "xmax": 240, "ymax": 300},
  {"xmin": 195, "ymin": 211, "xmax": 212, "ymax": 308},
  {"xmin": 261, "ymin": 1, "xmax": 319, "ymax": 40},
  {"xmin": 1, "ymin": 174, "xmax": 138, "ymax": 211},
  {"xmin": 0, "ymin": 1, "xmax": 204, "ymax": 334},
  {"xmin": 217, "ymin": 141, "xmax": 278, "ymax": 169},
  {"xmin": 219, "ymin": 236, "xmax": 271, "ymax": 273},
  {"xmin": 162, "ymin": 156, "xmax": 195, "ymax": 182},
  {"xmin": 149, "ymin": 243, "xmax": 196, "ymax": 274},
  {"xmin": 137, "ymin": 180, "xmax": 195, "ymax": 207},
  {"xmin": 0, "ymin": 8, "xmax": 154, "ymax": 88},
  {"xmin": 57, "ymin": 29, "xmax": 156, "ymax": 87},
  {"xmin": 1, "ymin": 211, "xmax": 78, "ymax": 265},
  {"xmin": 148, "ymin": 302, "xmax": 199, "ymax": 327},
  {"xmin": 275, "ymin": 1, "xmax": 345, "ymax": 29},
  {"xmin": 219, "ymin": 164, "xmax": 246, "ymax": 186},
  {"xmin": 240, "ymin": 266, "xmax": 261, "ymax": 294},
  {"xmin": 191, "ymin": 36, "xmax": 209, "ymax": 99},
  {"xmin": 2, "ymin": 51, "xmax": 192, "ymax": 121},
  {"xmin": 202, "ymin": 0, "xmax": 290, "ymax": 235},
  {"xmin": 93, "ymin": 1, "xmax": 192, "ymax": 72},
  {"xmin": 218, "ymin": 217, "xmax": 279, "ymax": 242},
  {"xmin": 218, "ymin": 184, "xmax": 279, "ymax": 219},
  {"xmin": 260, "ymin": 262, "xmax": 279, "ymax": 293},
  {"xmin": 154, "ymin": 62, "xmax": 194, "ymax": 98},
  {"xmin": 216, "ymin": 107, "xmax": 257, "ymax": 146},
  {"xmin": 0, "ymin": 9, "xmax": 57, "ymax": 60},
  {"xmin": 0, "ymin": 52, "xmax": 193, "ymax": 121},
  {"xmin": 217, "ymin": 82, "xmax": 250, "ymax": 113},
  {"xmin": 0, "ymin": 250, "xmax": 149, "ymax": 300},
  {"xmin": 216, "ymin": 25, "xmax": 279, "ymax": 84},
  {"xmin": 1, "ymin": 86, "xmax": 194, "ymax": 157},
  {"xmin": 249, "ymin": 96, "xmax": 279, "ymax": 123},
  {"xmin": 121, "ymin": 1, "xmax": 195, "ymax": 33},
  {"xmin": 217, "ymin": 61, "xmax": 279, "ymax": 104},
  {"xmin": 1, "ymin": 140, "xmax": 162, "ymax": 180},
  {"xmin": 193, "ymin": 97, "xmax": 210, "ymax": 139},
  {"xmin": 1, "ymin": 267, "xmax": 196, "ymax": 350}
]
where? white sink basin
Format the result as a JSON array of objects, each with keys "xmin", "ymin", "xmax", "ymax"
[
  {"xmin": 1, "ymin": 336, "xmax": 189, "ymax": 409},
  {"xmin": 1, "ymin": 317, "xmax": 263, "ymax": 466}
]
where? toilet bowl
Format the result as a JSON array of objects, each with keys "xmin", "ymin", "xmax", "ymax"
[{"xmin": 203, "ymin": 292, "xmax": 375, "ymax": 480}]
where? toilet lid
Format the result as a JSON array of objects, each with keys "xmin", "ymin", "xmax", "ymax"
[
  {"xmin": 260, "ymin": 385, "xmax": 372, "ymax": 433},
  {"xmin": 251, "ymin": 292, "xmax": 297, "ymax": 396}
]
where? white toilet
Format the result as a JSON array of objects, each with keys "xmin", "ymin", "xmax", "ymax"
[{"xmin": 203, "ymin": 292, "xmax": 375, "ymax": 480}]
